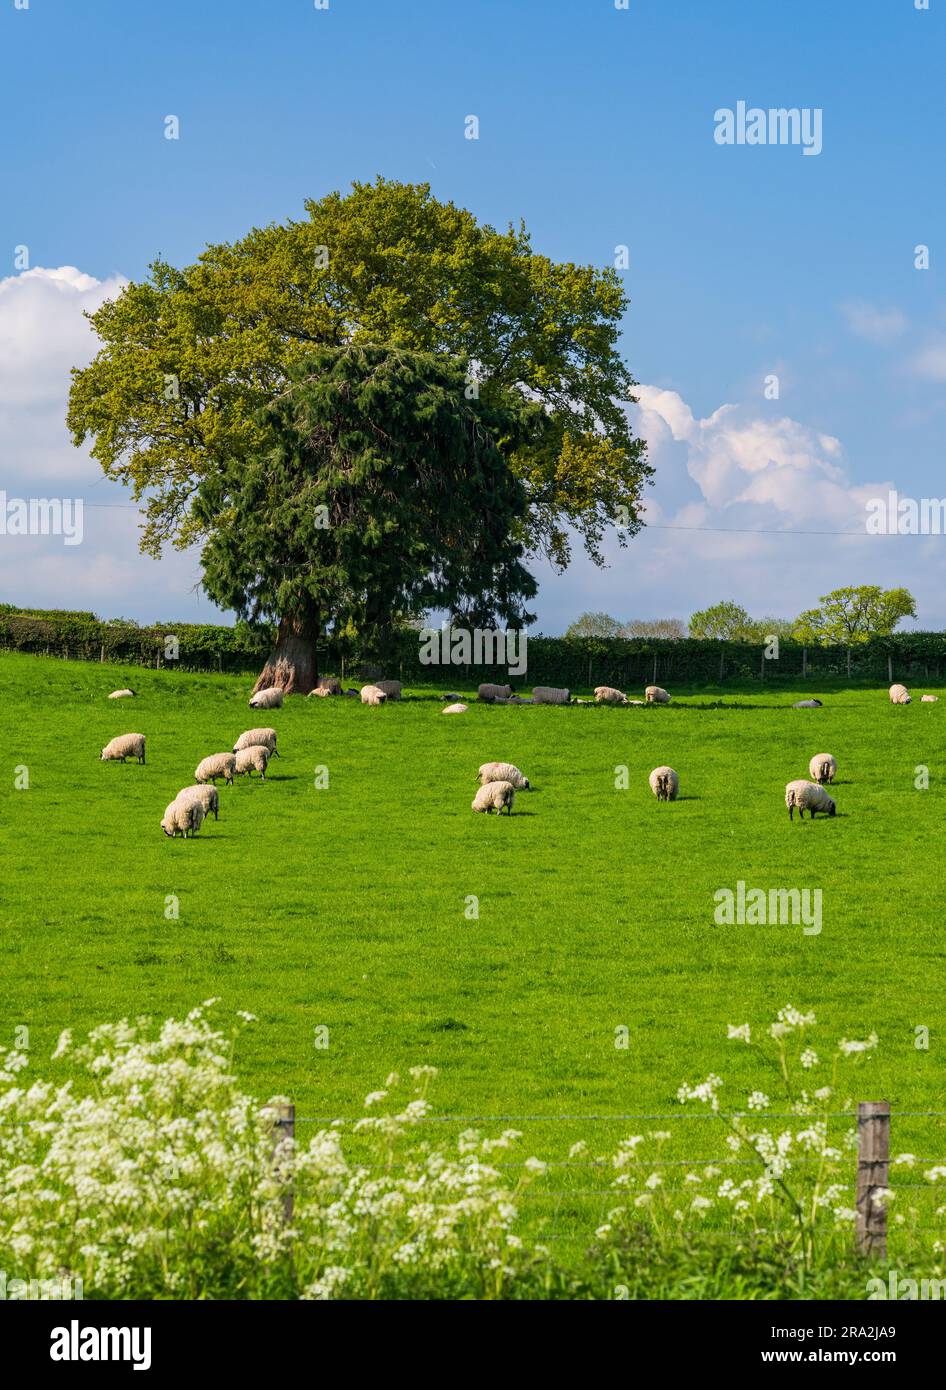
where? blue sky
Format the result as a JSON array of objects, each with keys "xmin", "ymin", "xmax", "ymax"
[{"xmin": 1, "ymin": 0, "xmax": 944, "ymax": 631}]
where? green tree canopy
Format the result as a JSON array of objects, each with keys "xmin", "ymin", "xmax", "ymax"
[
  {"xmin": 564, "ymin": 611, "xmax": 625, "ymax": 639},
  {"xmin": 688, "ymin": 601, "xmax": 755, "ymax": 640},
  {"xmin": 793, "ymin": 586, "xmax": 917, "ymax": 645}
]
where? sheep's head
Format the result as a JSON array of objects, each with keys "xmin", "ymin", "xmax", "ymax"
[
  {"xmin": 161, "ymin": 821, "xmax": 173, "ymax": 837},
  {"xmin": 522, "ymin": 777, "xmax": 531, "ymax": 789},
  {"xmin": 827, "ymin": 798, "xmax": 836, "ymax": 816}
]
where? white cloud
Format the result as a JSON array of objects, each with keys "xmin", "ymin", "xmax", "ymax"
[
  {"xmin": 840, "ymin": 299, "xmax": 907, "ymax": 344},
  {"xmin": 909, "ymin": 336, "xmax": 946, "ymax": 382}
]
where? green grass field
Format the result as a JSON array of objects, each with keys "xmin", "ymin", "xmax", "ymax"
[{"xmin": 3, "ymin": 649, "xmax": 945, "ymax": 1260}]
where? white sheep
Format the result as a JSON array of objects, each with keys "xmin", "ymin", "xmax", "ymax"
[
  {"xmin": 785, "ymin": 779, "xmax": 836, "ymax": 821},
  {"xmin": 921, "ymin": 694, "xmax": 939, "ymax": 703},
  {"xmin": 233, "ymin": 728, "xmax": 279, "ymax": 757},
  {"xmin": 477, "ymin": 682, "xmax": 512, "ymax": 702},
  {"xmin": 234, "ymin": 745, "xmax": 270, "ymax": 779},
  {"xmin": 532, "ymin": 686, "xmax": 570, "ymax": 705},
  {"xmin": 360, "ymin": 684, "xmax": 387, "ymax": 705},
  {"xmin": 442, "ymin": 702, "xmax": 468, "ymax": 715},
  {"xmin": 471, "ymin": 780, "xmax": 515, "ymax": 814},
  {"xmin": 194, "ymin": 752, "xmax": 236, "ymax": 786},
  {"xmin": 100, "ymin": 733, "xmax": 146, "ymax": 764},
  {"xmin": 809, "ymin": 753, "xmax": 837, "ymax": 785},
  {"xmin": 478, "ymin": 761, "xmax": 531, "ymax": 790},
  {"xmin": 308, "ymin": 677, "xmax": 341, "ymax": 697},
  {"xmin": 107, "ymin": 688, "xmax": 136, "ymax": 699},
  {"xmin": 374, "ymin": 679, "xmax": 402, "ymax": 701},
  {"xmin": 648, "ymin": 766, "xmax": 679, "ymax": 801},
  {"xmin": 645, "ymin": 686, "xmax": 671, "ymax": 704},
  {"xmin": 161, "ymin": 797, "xmax": 205, "ymax": 838},
  {"xmin": 594, "ymin": 686, "xmax": 628, "ymax": 705},
  {"xmin": 889, "ymin": 683, "xmax": 911, "ymax": 705},
  {"xmin": 249, "ymin": 686, "xmax": 284, "ymax": 710},
  {"xmin": 176, "ymin": 784, "xmax": 219, "ymax": 820}
]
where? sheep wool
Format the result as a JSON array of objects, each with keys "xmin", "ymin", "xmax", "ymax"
[
  {"xmin": 471, "ymin": 780, "xmax": 515, "ymax": 814},
  {"xmin": 309, "ymin": 677, "xmax": 342, "ymax": 696},
  {"xmin": 442, "ymin": 702, "xmax": 468, "ymax": 715},
  {"xmin": 161, "ymin": 797, "xmax": 205, "ymax": 838},
  {"xmin": 532, "ymin": 686, "xmax": 570, "ymax": 705},
  {"xmin": 100, "ymin": 733, "xmax": 146, "ymax": 764},
  {"xmin": 478, "ymin": 761, "xmax": 531, "ymax": 790},
  {"xmin": 176, "ymin": 784, "xmax": 219, "ymax": 820},
  {"xmin": 234, "ymin": 745, "xmax": 270, "ymax": 779},
  {"xmin": 249, "ymin": 686, "xmax": 284, "ymax": 710},
  {"xmin": 360, "ymin": 685, "xmax": 387, "ymax": 705},
  {"xmin": 648, "ymin": 766, "xmax": 679, "ymax": 801},
  {"xmin": 194, "ymin": 752, "xmax": 237, "ymax": 786},
  {"xmin": 233, "ymin": 728, "xmax": 279, "ymax": 757},
  {"xmin": 889, "ymin": 683, "xmax": 911, "ymax": 705},
  {"xmin": 645, "ymin": 686, "xmax": 670, "ymax": 704},
  {"xmin": 374, "ymin": 679, "xmax": 402, "ymax": 701},
  {"xmin": 107, "ymin": 689, "xmax": 136, "ymax": 699},
  {"xmin": 921, "ymin": 694, "xmax": 939, "ymax": 703},
  {"xmin": 477, "ymin": 683, "xmax": 513, "ymax": 702},
  {"xmin": 785, "ymin": 779, "xmax": 836, "ymax": 821},
  {"xmin": 809, "ymin": 753, "xmax": 837, "ymax": 785},
  {"xmin": 594, "ymin": 686, "xmax": 628, "ymax": 705}
]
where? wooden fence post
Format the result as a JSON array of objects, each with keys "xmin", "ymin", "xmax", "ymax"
[
  {"xmin": 802, "ymin": 646, "xmax": 808, "ymax": 680},
  {"xmin": 652, "ymin": 654, "xmax": 658, "ymax": 686},
  {"xmin": 271, "ymin": 1101, "xmax": 295, "ymax": 1224},
  {"xmin": 887, "ymin": 654, "xmax": 893, "ymax": 684},
  {"xmin": 855, "ymin": 1100, "xmax": 890, "ymax": 1258}
]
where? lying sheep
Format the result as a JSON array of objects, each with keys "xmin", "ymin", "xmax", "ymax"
[
  {"xmin": 471, "ymin": 780, "xmax": 515, "ymax": 814},
  {"xmin": 233, "ymin": 728, "xmax": 279, "ymax": 757},
  {"xmin": 107, "ymin": 688, "xmax": 136, "ymax": 699},
  {"xmin": 648, "ymin": 766, "xmax": 679, "ymax": 801},
  {"xmin": 234, "ymin": 745, "xmax": 270, "ymax": 779},
  {"xmin": 161, "ymin": 797, "xmax": 205, "ymax": 838},
  {"xmin": 532, "ymin": 686, "xmax": 570, "ymax": 705},
  {"xmin": 442, "ymin": 692, "xmax": 462, "ymax": 702},
  {"xmin": 889, "ymin": 683, "xmax": 911, "ymax": 705},
  {"xmin": 645, "ymin": 686, "xmax": 670, "ymax": 704},
  {"xmin": 478, "ymin": 761, "xmax": 531, "ymax": 790},
  {"xmin": 809, "ymin": 753, "xmax": 837, "ymax": 785},
  {"xmin": 785, "ymin": 779, "xmax": 836, "ymax": 821},
  {"xmin": 595, "ymin": 686, "xmax": 628, "ymax": 705},
  {"xmin": 309, "ymin": 677, "xmax": 341, "ymax": 697},
  {"xmin": 374, "ymin": 679, "xmax": 402, "ymax": 701},
  {"xmin": 442, "ymin": 702, "xmax": 468, "ymax": 715},
  {"xmin": 249, "ymin": 686, "xmax": 284, "ymax": 710},
  {"xmin": 793, "ymin": 699, "xmax": 823, "ymax": 709},
  {"xmin": 478, "ymin": 682, "xmax": 512, "ymax": 702},
  {"xmin": 101, "ymin": 733, "xmax": 146, "ymax": 764},
  {"xmin": 922, "ymin": 694, "xmax": 939, "ymax": 703},
  {"xmin": 176, "ymin": 784, "xmax": 219, "ymax": 820},
  {"xmin": 508, "ymin": 695, "xmax": 532, "ymax": 705},
  {"xmin": 360, "ymin": 684, "xmax": 387, "ymax": 705},
  {"xmin": 195, "ymin": 752, "xmax": 236, "ymax": 786}
]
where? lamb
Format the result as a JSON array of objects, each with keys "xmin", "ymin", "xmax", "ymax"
[
  {"xmin": 645, "ymin": 686, "xmax": 670, "ymax": 704},
  {"xmin": 107, "ymin": 688, "xmax": 136, "ymax": 699},
  {"xmin": 785, "ymin": 779, "xmax": 836, "ymax": 821},
  {"xmin": 249, "ymin": 686, "xmax": 284, "ymax": 710},
  {"xmin": 374, "ymin": 679, "xmax": 402, "ymax": 701},
  {"xmin": 442, "ymin": 702, "xmax": 468, "ymax": 714},
  {"xmin": 793, "ymin": 699, "xmax": 823, "ymax": 709},
  {"xmin": 471, "ymin": 780, "xmax": 515, "ymax": 814},
  {"xmin": 648, "ymin": 766, "xmax": 679, "ymax": 801},
  {"xmin": 921, "ymin": 694, "xmax": 939, "ymax": 703},
  {"xmin": 809, "ymin": 753, "xmax": 837, "ymax": 785},
  {"xmin": 176, "ymin": 784, "xmax": 219, "ymax": 820},
  {"xmin": 889, "ymin": 683, "xmax": 911, "ymax": 705},
  {"xmin": 233, "ymin": 728, "xmax": 279, "ymax": 758},
  {"xmin": 478, "ymin": 761, "xmax": 531, "ymax": 790},
  {"xmin": 308, "ymin": 677, "xmax": 341, "ymax": 697},
  {"xmin": 532, "ymin": 686, "xmax": 570, "ymax": 705},
  {"xmin": 594, "ymin": 686, "xmax": 628, "ymax": 705},
  {"xmin": 234, "ymin": 745, "xmax": 270, "ymax": 779},
  {"xmin": 161, "ymin": 797, "xmax": 205, "ymax": 838},
  {"xmin": 360, "ymin": 684, "xmax": 387, "ymax": 705},
  {"xmin": 100, "ymin": 733, "xmax": 146, "ymax": 764},
  {"xmin": 194, "ymin": 752, "xmax": 236, "ymax": 786},
  {"xmin": 478, "ymin": 683, "xmax": 512, "ymax": 702}
]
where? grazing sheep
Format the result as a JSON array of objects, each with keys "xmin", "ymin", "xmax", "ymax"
[
  {"xmin": 100, "ymin": 733, "xmax": 146, "ymax": 764},
  {"xmin": 234, "ymin": 745, "xmax": 270, "ymax": 779},
  {"xmin": 471, "ymin": 780, "xmax": 515, "ymax": 814},
  {"xmin": 360, "ymin": 684, "xmax": 387, "ymax": 705},
  {"xmin": 161, "ymin": 797, "xmax": 205, "ymax": 838},
  {"xmin": 648, "ymin": 766, "xmax": 679, "ymax": 801},
  {"xmin": 194, "ymin": 752, "xmax": 236, "ymax": 786},
  {"xmin": 442, "ymin": 702, "xmax": 468, "ymax": 714},
  {"xmin": 249, "ymin": 686, "xmax": 284, "ymax": 710},
  {"xmin": 594, "ymin": 686, "xmax": 628, "ymax": 705},
  {"xmin": 176, "ymin": 784, "xmax": 219, "ymax": 820},
  {"xmin": 478, "ymin": 761, "xmax": 531, "ymax": 790},
  {"xmin": 532, "ymin": 686, "xmax": 570, "ymax": 705},
  {"xmin": 233, "ymin": 728, "xmax": 279, "ymax": 758},
  {"xmin": 645, "ymin": 686, "xmax": 670, "ymax": 704},
  {"xmin": 374, "ymin": 679, "xmax": 402, "ymax": 701},
  {"xmin": 478, "ymin": 682, "xmax": 512, "ymax": 703},
  {"xmin": 309, "ymin": 677, "xmax": 341, "ymax": 697},
  {"xmin": 889, "ymin": 683, "xmax": 911, "ymax": 705},
  {"xmin": 793, "ymin": 699, "xmax": 823, "ymax": 709},
  {"xmin": 921, "ymin": 694, "xmax": 939, "ymax": 703},
  {"xmin": 809, "ymin": 753, "xmax": 837, "ymax": 785},
  {"xmin": 785, "ymin": 779, "xmax": 836, "ymax": 821},
  {"xmin": 107, "ymin": 688, "xmax": 136, "ymax": 699}
]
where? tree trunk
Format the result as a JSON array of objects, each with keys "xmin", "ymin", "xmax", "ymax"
[{"xmin": 253, "ymin": 608, "xmax": 319, "ymax": 696}]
